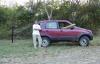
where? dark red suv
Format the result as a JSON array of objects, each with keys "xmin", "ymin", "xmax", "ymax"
[{"xmin": 38, "ymin": 20, "xmax": 93, "ymax": 47}]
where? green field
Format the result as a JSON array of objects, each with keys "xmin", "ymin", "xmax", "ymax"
[{"xmin": 0, "ymin": 36, "xmax": 100, "ymax": 58}]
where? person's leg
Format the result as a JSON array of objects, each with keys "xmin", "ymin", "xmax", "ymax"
[
  {"xmin": 37, "ymin": 35, "xmax": 42, "ymax": 48},
  {"xmin": 33, "ymin": 34, "xmax": 37, "ymax": 48}
]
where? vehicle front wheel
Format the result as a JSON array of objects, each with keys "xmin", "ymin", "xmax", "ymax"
[
  {"xmin": 42, "ymin": 37, "xmax": 50, "ymax": 47},
  {"xmin": 79, "ymin": 36, "xmax": 90, "ymax": 47}
]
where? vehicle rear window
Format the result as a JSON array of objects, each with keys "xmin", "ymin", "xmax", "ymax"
[{"xmin": 46, "ymin": 22, "xmax": 57, "ymax": 29}]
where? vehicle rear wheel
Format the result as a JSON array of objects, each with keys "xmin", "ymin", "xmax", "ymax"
[
  {"xmin": 42, "ymin": 37, "xmax": 50, "ymax": 47},
  {"xmin": 79, "ymin": 36, "xmax": 90, "ymax": 47}
]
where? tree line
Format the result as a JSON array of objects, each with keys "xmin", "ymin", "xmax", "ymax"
[{"xmin": 0, "ymin": 0, "xmax": 100, "ymax": 39}]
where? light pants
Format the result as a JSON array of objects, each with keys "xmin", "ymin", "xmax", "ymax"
[{"xmin": 32, "ymin": 34, "xmax": 42, "ymax": 48}]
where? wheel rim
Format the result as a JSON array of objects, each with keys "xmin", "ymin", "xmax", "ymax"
[
  {"xmin": 42, "ymin": 40, "xmax": 49, "ymax": 47},
  {"xmin": 80, "ymin": 39, "xmax": 87, "ymax": 46}
]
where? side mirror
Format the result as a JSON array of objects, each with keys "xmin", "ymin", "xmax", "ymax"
[{"xmin": 70, "ymin": 26, "xmax": 75, "ymax": 29}]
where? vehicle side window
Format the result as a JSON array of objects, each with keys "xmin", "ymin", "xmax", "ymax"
[
  {"xmin": 46, "ymin": 22, "xmax": 57, "ymax": 29},
  {"xmin": 59, "ymin": 22, "xmax": 70, "ymax": 29}
]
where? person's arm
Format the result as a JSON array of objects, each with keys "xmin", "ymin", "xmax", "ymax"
[
  {"xmin": 33, "ymin": 24, "xmax": 41, "ymax": 30},
  {"xmin": 33, "ymin": 25, "xmax": 38, "ymax": 30},
  {"xmin": 33, "ymin": 25, "xmax": 36, "ymax": 30},
  {"xmin": 36, "ymin": 25, "xmax": 41, "ymax": 30}
]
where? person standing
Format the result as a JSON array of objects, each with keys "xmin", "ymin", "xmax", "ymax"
[{"xmin": 32, "ymin": 21, "xmax": 42, "ymax": 48}]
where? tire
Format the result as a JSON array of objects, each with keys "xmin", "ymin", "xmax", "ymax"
[
  {"xmin": 79, "ymin": 36, "xmax": 90, "ymax": 47},
  {"xmin": 42, "ymin": 37, "xmax": 50, "ymax": 47}
]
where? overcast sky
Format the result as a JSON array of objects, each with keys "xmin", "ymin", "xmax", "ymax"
[
  {"xmin": 0, "ymin": 0, "xmax": 87, "ymax": 7},
  {"xmin": 0, "ymin": 0, "xmax": 29, "ymax": 7}
]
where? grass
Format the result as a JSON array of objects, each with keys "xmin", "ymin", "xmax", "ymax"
[
  {"xmin": 0, "ymin": 36, "xmax": 100, "ymax": 58},
  {"xmin": 91, "ymin": 36, "xmax": 100, "ymax": 46},
  {"xmin": 0, "ymin": 40, "xmax": 38, "ymax": 57},
  {"xmin": 0, "ymin": 40, "xmax": 77, "ymax": 58}
]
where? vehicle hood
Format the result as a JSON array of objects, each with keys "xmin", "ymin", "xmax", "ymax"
[
  {"xmin": 74, "ymin": 26, "xmax": 92, "ymax": 33},
  {"xmin": 75, "ymin": 27, "xmax": 88, "ymax": 31}
]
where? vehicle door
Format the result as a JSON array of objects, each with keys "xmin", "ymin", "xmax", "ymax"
[
  {"xmin": 58, "ymin": 21, "xmax": 79, "ymax": 41},
  {"xmin": 45, "ymin": 21, "xmax": 62, "ymax": 40}
]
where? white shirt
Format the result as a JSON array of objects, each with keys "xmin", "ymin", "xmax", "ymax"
[{"xmin": 32, "ymin": 24, "xmax": 41, "ymax": 35}]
